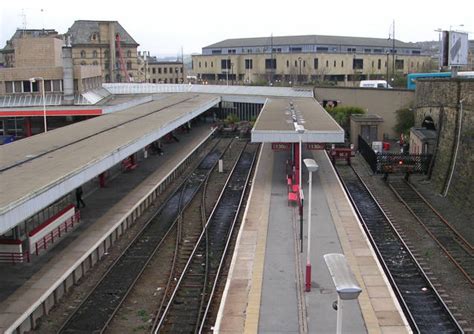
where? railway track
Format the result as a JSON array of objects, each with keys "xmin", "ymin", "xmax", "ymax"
[
  {"xmin": 57, "ymin": 137, "xmax": 233, "ymax": 333},
  {"xmin": 336, "ymin": 164, "xmax": 463, "ymax": 333},
  {"xmin": 154, "ymin": 143, "xmax": 259, "ymax": 333},
  {"xmin": 388, "ymin": 178, "xmax": 474, "ymax": 285}
]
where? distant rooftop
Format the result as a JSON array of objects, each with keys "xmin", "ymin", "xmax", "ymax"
[
  {"xmin": 67, "ymin": 20, "xmax": 138, "ymax": 46},
  {"xmin": 204, "ymin": 34, "xmax": 418, "ymax": 49},
  {"xmin": 2, "ymin": 29, "xmax": 60, "ymax": 51}
]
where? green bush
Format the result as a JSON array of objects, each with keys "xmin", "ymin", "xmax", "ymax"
[
  {"xmin": 325, "ymin": 105, "xmax": 365, "ymax": 139},
  {"xmin": 394, "ymin": 108, "xmax": 415, "ymax": 136}
]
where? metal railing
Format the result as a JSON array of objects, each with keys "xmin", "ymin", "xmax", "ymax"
[{"xmin": 358, "ymin": 135, "xmax": 432, "ymax": 174}]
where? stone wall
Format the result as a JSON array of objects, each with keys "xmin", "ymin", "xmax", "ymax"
[{"xmin": 415, "ymin": 78, "xmax": 474, "ymax": 208}]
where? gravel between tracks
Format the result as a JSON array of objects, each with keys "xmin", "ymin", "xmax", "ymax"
[{"xmin": 351, "ymin": 155, "xmax": 473, "ymax": 332}]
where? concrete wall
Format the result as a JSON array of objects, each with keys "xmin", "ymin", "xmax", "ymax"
[
  {"xmin": 415, "ymin": 78, "xmax": 474, "ymax": 208},
  {"xmin": 314, "ymin": 86, "xmax": 415, "ymax": 139},
  {"xmin": 15, "ymin": 37, "xmax": 63, "ymax": 68}
]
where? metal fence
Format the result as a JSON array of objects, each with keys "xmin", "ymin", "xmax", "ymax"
[{"xmin": 358, "ymin": 136, "xmax": 432, "ymax": 174}]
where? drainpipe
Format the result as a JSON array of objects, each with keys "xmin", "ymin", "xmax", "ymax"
[{"xmin": 443, "ymin": 98, "xmax": 464, "ymax": 197}]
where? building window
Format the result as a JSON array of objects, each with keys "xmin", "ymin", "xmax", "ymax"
[
  {"xmin": 152, "ymin": 68, "xmax": 156, "ymax": 74},
  {"xmin": 265, "ymin": 58, "xmax": 277, "ymax": 69},
  {"xmin": 333, "ymin": 60, "xmax": 336, "ymax": 67},
  {"xmin": 14, "ymin": 81, "xmax": 22, "ymax": 93},
  {"xmin": 412, "ymin": 50, "xmax": 421, "ymax": 55},
  {"xmin": 44, "ymin": 80, "xmax": 52, "ymax": 92},
  {"xmin": 341, "ymin": 60, "xmax": 344, "ymax": 67},
  {"xmin": 93, "ymin": 60, "xmax": 99, "ymax": 66},
  {"xmin": 164, "ymin": 68, "xmax": 167, "ymax": 74},
  {"xmin": 81, "ymin": 61, "xmax": 86, "ymax": 65},
  {"xmin": 211, "ymin": 61, "xmax": 213, "ymax": 67},
  {"xmin": 294, "ymin": 60, "xmax": 297, "ymax": 67},
  {"xmin": 158, "ymin": 68, "xmax": 162, "ymax": 74},
  {"xmin": 347, "ymin": 47, "xmax": 356, "ymax": 53},
  {"xmin": 205, "ymin": 61, "xmax": 207, "ymax": 68},
  {"xmin": 126, "ymin": 61, "xmax": 132, "ymax": 70},
  {"xmin": 152, "ymin": 79, "xmax": 156, "ymax": 83},
  {"xmin": 245, "ymin": 59, "xmax": 253, "ymax": 69},
  {"xmin": 52, "ymin": 80, "xmax": 61, "ymax": 92},
  {"xmin": 104, "ymin": 50, "xmax": 109, "ymax": 58},
  {"xmin": 395, "ymin": 59, "xmax": 404, "ymax": 70},
  {"xmin": 314, "ymin": 58, "xmax": 318, "ymax": 69},
  {"xmin": 127, "ymin": 50, "xmax": 132, "ymax": 58},
  {"xmin": 316, "ymin": 47, "xmax": 328, "ymax": 52},
  {"xmin": 353, "ymin": 59, "xmax": 363, "ymax": 69},
  {"xmin": 377, "ymin": 59, "xmax": 381, "ymax": 69},
  {"xmin": 303, "ymin": 60, "xmax": 306, "ymax": 67},
  {"xmin": 164, "ymin": 78, "xmax": 167, "ymax": 83},
  {"xmin": 364, "ymin": 48, "xmax": 371, "ymax": 53},
  {"xmin": 372, "ymin": 60, "xmax": 374, "ymax": 68},
  {"xmin": 175, "ymin": 67, "xmax": 178, "ymax": 73},
  {"xmin": 326, "ymin": 60, "xmax": 329, "ymax": 67},
  {"xmin": 212, "ymin": 50, "xmax": 222, "ymax": 54},
  {"xmin": 221, "ymin": 59, "xmax": 231, "ymax": 70},
  {"xmin": 93, "ymin": 50, "xmax": 98, "ymax": 58},
  {"xmin": 169, "ymin": 67, "xmax": 173, "ymax": 73},
  {"xmin": 80, "ymin": 50, "xmax": 86, "ymax": 58},
  {"xmin": 287, "ymin": 60, "xmax": 289, "ymax": 67},
  {"xmin": 5, "ymin": 81, "xmax": 13, "ymax": 93},
  {"xmin": 228, "ymin": 49, "xmax": 236, "ymax": 54},
  {"xmin": 199, "ymin": 61, "xmax": 201, "ymax": 68},
  {"xmin": 290, "ymin": 47, "xmax": 302, "ymax": 53},
  {"xmin": 373, "ymin": 49, "xmax": 383, "ymax": 53}
]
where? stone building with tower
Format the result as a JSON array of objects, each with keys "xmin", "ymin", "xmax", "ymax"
[{"xmin": 66, "ymin": 20, "xmax": 140, "ymax": 83}]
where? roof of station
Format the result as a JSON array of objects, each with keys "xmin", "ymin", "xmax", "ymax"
[
  {"xmin": 251, "ymin": 97, "xmax": 344, "ymax": 143},
  {"xmin": 0, "ymin": 93, "xmax": 219, "ymax": 234}
]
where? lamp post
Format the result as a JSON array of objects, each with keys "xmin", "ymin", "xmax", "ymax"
[
  {"xmin": 295, "ymin": 124, "xmax": 305, "ymax": 252},
  {"xmin": 304, "ymin": 158, "xmax": 319, "ymax": 292},
  {"xmin": 29, "ymin": 77, "xmax": 47, "ymax": 133},
  {"xmin": 298, "ymin": 57, "xmax": 302, "ymax": 84}
]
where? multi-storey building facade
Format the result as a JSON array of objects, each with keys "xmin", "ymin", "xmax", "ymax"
[
  {"xmin": 192, "ymin": 35, "xmax": 432, "ymax": 85},
  {"xmin": 67, "ymin": 20, "xmax": 139, "ymax": 83},
  {"xmin": 0, "ymin": 32, "xmax": 102, "ymax": 96},
  {"xmin": 147, "ymin": 57, "xmax": 186, "ymax": 84}
]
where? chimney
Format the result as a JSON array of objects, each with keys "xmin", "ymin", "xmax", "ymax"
[{"xmin": 62, "ymin": 45, "xmax": 74, "ymax": 105}]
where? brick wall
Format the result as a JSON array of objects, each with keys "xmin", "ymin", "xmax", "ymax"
[{"xmin": 415, "ymin": 78, "xmax": 474, "ymax": 207}]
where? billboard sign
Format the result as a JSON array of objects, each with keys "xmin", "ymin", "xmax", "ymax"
[{"xmin": 449, "ymin": 31, "xmax": 469, "ymax": 66}]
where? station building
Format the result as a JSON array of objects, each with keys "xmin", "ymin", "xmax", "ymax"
[
  {"xmin": 146, "ymin": 56, "xmax": 186, "ymax": 84},
  {"xmin": 192, "ymin": 34, "xmax": 432, "ymax": 85}
]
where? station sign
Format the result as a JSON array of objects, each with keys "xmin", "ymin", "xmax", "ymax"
[
  {"xmin": 306, "ymin": 143, "xmax": 326, "ymax": 150},
  {"xmin": 272, "ymin": 143, "xmax": 291, "ymax": 151}
]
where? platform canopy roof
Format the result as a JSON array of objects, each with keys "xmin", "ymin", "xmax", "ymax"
[{"xmin": 251, "ymin": 97, "xmax": 344, "ymax": 143}]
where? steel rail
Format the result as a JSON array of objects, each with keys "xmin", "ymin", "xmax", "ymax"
[
  {"xmin": 334, "ymin": 163, "xmax": 463, "ymax": 333},
  {"xmin": 57, "ymin": 138, "xmax": 226, "ymax": 334},
  {"xmin": 153, "ymin": 143, "xmax": 258, "ymax": 333}
]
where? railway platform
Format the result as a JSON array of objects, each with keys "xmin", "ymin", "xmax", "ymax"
[
  {"xmin": 216, "ymin": 145, "xmax": 411, "ymax": 333},
  {"xmin": 0, "ymin": 124, "xmax": 213, "ymax": 333}
]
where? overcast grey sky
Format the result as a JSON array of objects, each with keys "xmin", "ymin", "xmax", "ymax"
[{"xmin": 1, "ymin": 0, "xmax": 473, "ymax": 57}]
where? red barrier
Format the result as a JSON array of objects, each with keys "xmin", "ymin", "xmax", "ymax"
[
  {"xmin": 0, "ymin": 251, "xmax": 30, "ymax": 264},
  {"xmin": 34, "ymin": 211, "xmax": 81, "ymax": 256}
]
